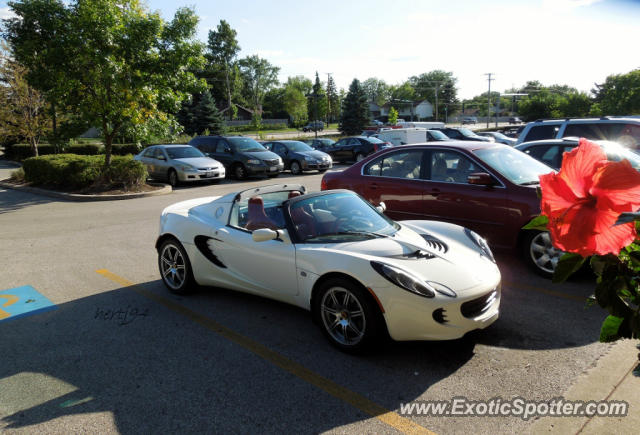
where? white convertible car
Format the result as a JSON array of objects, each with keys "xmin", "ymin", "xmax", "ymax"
[{"xmin": 156, "ymin": 184, "xmax": 501, "ymax": 352}]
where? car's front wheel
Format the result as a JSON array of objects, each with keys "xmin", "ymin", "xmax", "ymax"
[
  {"xmin": 233, "ymin": 163, "xmax": 247, "ymax": 180},
  {"xmin": 522, "ymin": 231, "xmax": 563, "ymax": 278},
  {"xmin": 290, "ymin": 160, "xmax": 302, "ymax": 175},
  {"xmin": 168, "ymin": 169, "xmax": 179, "ymax": 187},
  {"xmin": 158, "ymin": 238, "xmax": 195, "ymax": 294},
  {"xmin": 314, "ymin": 278, "xmax": 383, "ymax": 353}
]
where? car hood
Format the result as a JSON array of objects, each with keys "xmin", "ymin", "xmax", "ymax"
[
  {"xmin": 243, "ymin": 150, "xmax": 280, "ymax": 160},
  {"xmin": 300, "ymin": 222, "xmax": 500, "ymax": 295},
  {"xmin": 297, "ymin": 150, "xmax": 330, "ymax": 159},
  {"xmin": 175, "ymin": 157, "xmax": 222, "ymax": 167}
]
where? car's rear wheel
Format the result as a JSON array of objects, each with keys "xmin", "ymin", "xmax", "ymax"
[
  {"xmin": 314, "ymin": 278, "xmax": 382, "ymax": 353},
  {"xmin": 522, "ymin": 231, "xmax": 562, "ymax": 278},
  {"xmin": 168, "ymin": 169, "xmax": 179, "ymax": 187},
  {"xmin": 290, "ymin": 160, "xmax": 302, "ymax": 175},
  {"xmin": 158, "ymin": 238, "xmax": 195, "ymax": 294},
  {"xmin": 233, "ymin": 163, "xmax": 247, "ymax": 180},
  {"xmin": 355, "ymin": 153, "xmax": 365, "ymax": 162}
]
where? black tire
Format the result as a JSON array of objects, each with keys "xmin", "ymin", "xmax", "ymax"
[
  {"xmin": 313, "ymin": 277, "xmax": 384, "ymax": 353},
  {"xmin": 158, "ymin": 238, "xmax": 196, "ymax": 295},
  {"xmin": 521, "ymin": 230, "xmax": 561, "ymax": 279},
  {"xmin": 318, "ymin": 169, "xmax": 328, "ymax": 173},
  {"xmin": 267, "ymin": 173, "xmax": 280, "ymax": 178},
  {"xmin": 168, "ymin": 169, "xmax": 179, "ymax": 187},
  {"xmin": 233, "ymin": 163, "xmax": 247, "ymax": 180},
  {"xmin": 355, "ymin": 153, "xmax": 365, "ymax": 162},
  {"xmin": 209, "ymin": 179, "xmax": 221, "ymax": 184},
  {"xmin": 290, "ymin": 160, "xmax": 302, "ymax": 175}
]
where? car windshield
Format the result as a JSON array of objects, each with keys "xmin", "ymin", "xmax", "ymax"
[
  {"xmin": 288, "ymin": 192, "xmax": 399, "ymax": 243},
  {"xmin": 227, "ymin": 137, "xmax": 266, "ymax": 152},
  {"xmin": 458, "ymin": 128, "xmax": 478, "ymax": 137},
  {"xmin": 492, "ymin": 132, "xmax": 509, "ymax": 140},
  {"xmin": 319, "ymin": 139, "xmax": 335, "ymax": 146},
  {"xmin": 429, "ymin": 130, "xmax": 449, "ymax": 140},
  {"xmin": 165, "ymin": 147, "xmax": 205, "ymax": 159},
  {"xmin": 599, "ymin": 141, "xmax": 640, "ymax": 169},
  {"xmin": 284, "ymin": 141, "xmax": 313, "ymax": 152},
  {"xmin": 474, "ymin": 145, "xmax": 554, "ymax": 185}
]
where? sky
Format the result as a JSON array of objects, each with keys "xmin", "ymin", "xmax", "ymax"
[{"xmin": 1, "ymin": 0, "xmax": 639, "ymax": 99}]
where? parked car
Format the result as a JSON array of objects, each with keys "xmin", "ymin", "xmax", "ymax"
[
  {"xmin": 427, "ymin": 129, "xmax": 450, "ymax": 142},
  {"xmin": 188, "ymin": 136, "xmax": 284, "ymax": 180},
  {"xmin": 508, "ymin": 117, "xmax": 523, "ymax": 124},
  {"xmin": 326, "ymin": 136, "xmax": 392, "ymax": 162},
  {"xmin": 262, "ymin": 140, "xmax": 332, "ymax": 175},
  {"xmin": 477, "ymin": 131, "xmax": 517, "ymax": 146},
  {"xmin": 461, "ymin": 117, "xmax": 477, "ymax": 125},
  {"xmin": 515, "ymin": 117, "xmax": 640, "ymax": 149},
  {"xmin": 515, "ymin": 138, "xmax": 640, "ymax": 170},
  {"xmin": 134, "ymin": 145, "xmax": 225, "ymax": 187},
  {"xmin": 321, "ymin": 142, "xmax": 560, "ymax": 277},
  {"xmin": 371, "ymin": 120, "xmax": 384, "ymax": 126},
  {"xmin": 156, "ymin": 184, "xmax": 501, "ymax": 352},
  {"xmin": 303, "ymin": 138, "xmax": 337, "ymax": 153},
  {"xmin": 302, "ymin": 121, "xmax": 325, "ymax": 132},
  {"xmin": 432, "ymin": 127, "xmax": 492, "ymax": 142}
]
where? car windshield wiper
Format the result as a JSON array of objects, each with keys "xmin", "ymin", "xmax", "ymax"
[
  {"xmin": 519, "ymin": 180, "xmax": 540, "ymax": 186},
  {"xmin": 305, "ymin": 230, "xmax": 385, "ymax": 241}
]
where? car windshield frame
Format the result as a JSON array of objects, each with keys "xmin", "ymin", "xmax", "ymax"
[
  {"xmin": 473, "ymin": 145, "xmax": 554, "ymax": 185},
  {"xmin": 165, "ymin": 146, "xmax": 206, "ymax": 159},
  {"xmin": 458, "ymin": 127, "xmax": 479, "ymax": 137},
  {"xmin": 227, "ymin": 137, "xmax": 267, "ymax": 152},
  {"xmin": 286, "ymin": 191, "xmax": 399, "ymax": 244},
  {"xmin": 365, "ymin": 137, "xmax": 385, "ymax": 144},
  {"xmin": 428, "ymin": 130, "xmax": 449, "ymax": 140}
]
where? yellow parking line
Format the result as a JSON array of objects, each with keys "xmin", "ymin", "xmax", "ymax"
[
  {"xmin": 96, "ymin": 269, "xmax": 435, "ymax": 435},
  {"xmin": 503, "ymin": 280, "xmax": 587, "ymax": 303}
]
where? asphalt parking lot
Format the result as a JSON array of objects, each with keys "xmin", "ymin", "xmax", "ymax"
[{"xmin": 0, "ymin": 163, "xmax": 625, "ymax": 434}]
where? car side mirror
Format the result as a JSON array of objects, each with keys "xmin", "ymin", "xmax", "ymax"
[
  {"xmin": 468, "ymin": 172, "xmax": 494, "ymax": 186},
  {"xmin": 224, "ymin": 147, "xmax": 232, "ymax": 154},
  {"xmin": 252, "ymin": 228, "xmax": 279, "ymax": 242},
  {"xmin": 376, "ymin": 202, "xmax": 386, "ymax": 213}
]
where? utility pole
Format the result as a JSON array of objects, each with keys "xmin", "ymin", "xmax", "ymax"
[
  {"xmin": 485, "ymin": 73, "xmax": 494, "ymax": 128},
  {"xmin": 434, "ymin": 82, "xmax": 439, "ymax": 121}
]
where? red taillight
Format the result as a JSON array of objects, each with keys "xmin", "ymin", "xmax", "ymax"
[
  {"xmin": 321, "ymin": 176, "xmax": 328, "ymax": 190},
  {"xmin": 373, "ymin": 144, "xmax": 379, "ymax": 152}
]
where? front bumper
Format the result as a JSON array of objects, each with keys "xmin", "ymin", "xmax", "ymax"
[
  {"xmin": 377, "ymin": 277, "xmax": 501, "ymax": 341},
  {"xmin": 302, "ymin": 161, "xmax": 332, "ymax": 171},
  {"xmin": 246, "ymin": 163, "xmax": 285, "ymax": 176},
  {"xmin": 178, "ymin": 168, "xmax": 226, "ymax": 182}
]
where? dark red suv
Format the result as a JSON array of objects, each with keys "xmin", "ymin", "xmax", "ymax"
[{"xmin": 321, "ymin": 142, "xmax": 558, "ymax": 276}]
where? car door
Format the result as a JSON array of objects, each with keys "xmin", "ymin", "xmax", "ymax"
[
  {"xmin": 153, "ymin": 147, "xmax": 170, "ymax": 179},
  {"xmin": 328, "ymin": 139, "xmax": 345, "ymax": 160},
  {"xmin": 138, "ymin": 147, "xmax": 156, "ymax": 177},
  {"xmin": 272, "ymin": 143, "xmax": 290, "ymax": 167},
  {"xmin": 362, "ymin": 149, "xmax": 427, "ymax": 221},
  {"xmin": 422, "ymin": 148, "xmax": 509, "ymax": 247},
  {"xmin": 214, "ymin": 196, "xmax": 298, "ymax": 296},
  {"xmin": 213, "ymin": 139, "xmax": 234, "ymax": 169}
]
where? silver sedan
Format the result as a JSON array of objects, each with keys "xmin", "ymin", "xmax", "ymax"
[{"xmin": 134, "ymin": 145, "xmax": 226, "ymax": 187}]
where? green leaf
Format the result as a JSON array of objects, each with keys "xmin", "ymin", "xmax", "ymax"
[
  {"xmin": 552, "ymin": 253, "xmax": 586, "ymax": 283},
  {"xmin": 629, "ymin": 251, "xmax": 640, "ymax": 268},
  {"xmin": 599, "ymin": 315, "xmax": 624, "ymax": 342},
  {"xmin": 523, "ymin": 215, "xmax": 549, "ymax": 231},
  {"xmin": 614, "ymin": 212, "xmax": 640, "ymax": 226}
]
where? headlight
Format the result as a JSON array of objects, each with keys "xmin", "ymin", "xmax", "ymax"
[
  {"xmin": 277, "ymin": 157, "xmax": 283, "ymax": 164},
  {"xmin": 464, "ymin": 229, "xmax": 495, "ymax": 263},
  {"xmin": 370, "ymin": 261, "xmax": 435, "ymax": 298},
  {"xmin": 304, "ymin": 156, "xmax": 317, "ymax": 162},
  {"xmin": 247, "ymin": 159, "xmax": 261, "ymax": 165},
  {"xmin": 176, "ymin": 163, "xmax": 194, "ymax": 171}
]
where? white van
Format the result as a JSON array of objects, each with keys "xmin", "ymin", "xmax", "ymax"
[
  {"xmin": 397, "ymin": 121, "xmax": 445, "ymax": 129},
  {"xmin": 377, "ymin": 128, "xmax": 428, "ymax": 146}
]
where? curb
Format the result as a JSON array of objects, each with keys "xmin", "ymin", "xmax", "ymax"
[{"xmin": 0, "ymin": 180, "xmax": 172, "ymax": 201}]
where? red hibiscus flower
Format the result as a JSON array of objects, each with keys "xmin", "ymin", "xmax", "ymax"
[{"xmin": 539, "ymin": 138, "xmax": 640, "ymax": 256}]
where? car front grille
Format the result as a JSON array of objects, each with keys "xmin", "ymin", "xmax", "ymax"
[
  {"xmin": 197, "ymin": 167, "xmax": 217, "ymax": 171},
  {"xmin": 460, "ymin": 289, "xmax": 499, "ymax": 319},
  {"xmin": 264, "ymin": 159, "xmax": 280, "ymax": 166}
]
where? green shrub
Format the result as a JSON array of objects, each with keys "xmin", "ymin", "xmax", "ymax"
[
  {"xmin": 67, "ymin": 143, "xmax": 103, "ymax": 155},
  {"xmin": 111, "ymin": 143, "xmax": 141, "ymax": 155},
  {"xmin": 5, "ymin": 143, "xmax": 57, "ymax": 161},
  {"xmin": 22, "ymin": 154, "xmax": 147, "ymax": 191},
  {"xmin": 10, "ymin": 167, "xmax": 25, "ymax": 182}
]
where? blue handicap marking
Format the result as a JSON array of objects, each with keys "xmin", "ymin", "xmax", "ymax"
[{"xmin": 0, "ymin": 285, "xmax": 57, "ymax": 322}]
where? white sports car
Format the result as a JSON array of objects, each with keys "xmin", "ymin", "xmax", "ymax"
[{"xmin": 156, "ymin": 184, "xmax": 501, "ymax": 352}]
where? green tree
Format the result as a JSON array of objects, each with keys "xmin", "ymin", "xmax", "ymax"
[
  {"xmin": 0, "ymin": 44, "xmax": 50, "ymax": 156},
  {"xmin": 308, "ymin": 71, "xmax": 327, "ymax": 122},
  {"xmin": 362, "ymin": 77, "xmax": 391, "ymax": 106},
  {"xmin": 388, "ymin": 106, "xmax": 398, "ymax": 125},
  {"xmin": 339, "ymin": 78, "xmax": 369, "ymax": 135},
  {"xmin": 206, "ymin": 20, "xmax": 240, "ymax": 119},
  {"xmin": 390, "ymin": 81, "xmax": 416, "ymax": 101},
  {"xmin": 408, "ymin": 70, "xmax": 458, "ymax": 120},
  {"xmin": 238, "ymin": 54, "xmax": 280, "ymax": 113},
  {"xmin": 193, "ymin": 90, "xmax": 226, "ymax": 135},
  {"xmin": 517, "ymin": 90, "xmax": 561, "ymax": 121},
  {"xmin": 326, "ymin": 74, "xmax": 340, "ymax": 123},
  {"xmin": 283, "ymin": 85, "xmax": 307, "ymax": 127},
  {"xmin": 5, "ymin": 0, "xmax": 205, "ymax": 167},
  {"xmin": 593, "ymin": 69, "xmax": 640, "ymax": 115},
  {"xmin": 557, "ymin": 91, "xmax": 593, "ymax": 118}
]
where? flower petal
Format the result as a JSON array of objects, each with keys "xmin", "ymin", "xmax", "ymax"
[
  {"xmin": 591, "ymin": 159, "xmax": 640, "ymax": 213},
  {"xmin": 558, "ymin": 138, "xmax": 608, "ymax": 199},
  {"xmin": 592, "ymin": 221, "xmax": 637, "ymax": 256},
  {"xmin": 539, "ymin": 171, "xmax": 578, "ymax": 218}
]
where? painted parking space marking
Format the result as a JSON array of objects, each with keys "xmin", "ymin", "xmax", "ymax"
[
  {"xmin": 96, "ymin": 269, "xmax": 435, "ymax": 435},
  {"xmin": 0, "ymin": 285, "xmax": 57, "ymax": 322}
]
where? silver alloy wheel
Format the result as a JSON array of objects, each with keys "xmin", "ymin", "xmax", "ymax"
[
  {"xmin": 160, "ymin": 243, "xmax": 187, "ymax": 290},
  {"xmin": 290, "ymin": 161, "xmax": 301, "ymax": 175},
  {"xmin": 356, "ymin": 153, "xmax": 365, "ymax": 162},
  {"xmin": 529, "ymin": 232, "xmax": 562, "ymax": 275},
  {"xmin": 320, "ymin": 287, "xmax": 366, "ymax": 346}
]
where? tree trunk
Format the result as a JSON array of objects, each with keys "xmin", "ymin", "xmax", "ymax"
[{"xmin": 30, "ymin": 136, "xmax": 38, "ymax": 157}]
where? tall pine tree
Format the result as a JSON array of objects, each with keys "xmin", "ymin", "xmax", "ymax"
[
  {"xmin": 194, "ymin": 90, "xmax": 226, "ymax": 135},
  {"xmin": 339, "ymin": 79, "xmax": 369, "ymax": 135},
  {"xmin": 326, "ymin": 75, "xmax": 339, "ymax": 123}
]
